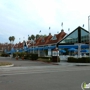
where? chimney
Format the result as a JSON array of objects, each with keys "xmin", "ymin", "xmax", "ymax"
[
  {"xmin": 61, "ymin": 29, "xmax": 64, "ymax": 32},
  {"xmin": 49, "ymin": 33, "xmax": 51, "ymax": 35}
]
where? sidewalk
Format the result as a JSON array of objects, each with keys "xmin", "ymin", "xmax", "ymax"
[{"xmin": 53, "ymin": 60, "xmax": 90, "ymax": 66}]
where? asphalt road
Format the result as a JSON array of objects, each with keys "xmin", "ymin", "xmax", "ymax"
[
  {"xmin": 0, "ymin": 57, "xmax": 53, "ymax": 67},
  {"xmin": 0, "ymin": 57, "xmax": 90, "ymax": 90}
]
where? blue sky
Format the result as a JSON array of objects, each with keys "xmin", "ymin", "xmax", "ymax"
[{"xmin": 0, "ymin": 0, "xmax": 90, "ymax": 43}]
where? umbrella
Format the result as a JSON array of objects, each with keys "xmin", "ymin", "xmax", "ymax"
[
  {"xmin": 68, "ymin": 48, "xmax": 77, "ymax": 52},
  {"xmin": 59, "ymin": 50, "xmax": 66, "ymax": 53},
  {"xmin": 80, "ymin": 49, "xmax": 88, "ymax": 53}
]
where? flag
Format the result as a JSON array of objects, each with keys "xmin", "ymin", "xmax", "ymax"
[
  {"xmin": 68, "ymin": 28, "xmax": 70, "ymax": 31},
  {"xmin": 39, "ymin": 30, "xmax": 41, "ymax": 33},
  {"xmin": 82, "ymin": 24, "xmax": 84, "ymax": 27},
  {"xmin": 57, "ymin": 31, "xmax": 59, "ymax": 33},
  {"xmin": 61, "ymin": 22, "xmax": 63, "ymax": 26},
  {"xmin": 49, "ymin": 27, "xmax": 51, "ymax": 30}
]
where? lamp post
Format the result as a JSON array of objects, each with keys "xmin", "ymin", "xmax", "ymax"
[
  {"xmin": 88, "ymin": 16, "xmax": 90, "ymax": 58},
  {"xmin": 31, "ymin": 39, "xmax": 34, "ymax": 54},
  {"xmin": 33, "ymin": 40, "xmax": 34, "ymax": 54}
]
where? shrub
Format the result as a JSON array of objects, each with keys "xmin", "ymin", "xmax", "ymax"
[
  {"xmin": 68, "ymin": 57, "xmax": 77, "ymax": 62},
  {"xmin": 67, "ymin": 57, "xmax": 90, "ymax": 63},
  {"xmin": 30, "ymin": 53, "xmax": 38, "ymax": 60},
  {"xmin": 24, "ymin": 53, "xmax": 31, "ymax": 60},
  {"xmin": 38, "ymin": 56, "xmax": 60, "ymax": 62},
  {"xmin": 1, "ymin": 53, "xmax": 9, "ymax": 57},
  {"xmin": 38, "ymin": 57, "xmax": 52, "ymax": 62}
]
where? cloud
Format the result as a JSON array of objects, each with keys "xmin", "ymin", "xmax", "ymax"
[{"xmin": 0, "ymin": 0, "xmax": 90, "ymax": 43}]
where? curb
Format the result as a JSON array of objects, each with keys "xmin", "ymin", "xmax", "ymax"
[
  {"xmin": 0, "ymin": 64, "xmax": 14, "ymax": 67},
  {"xmin": 52, "ymin": 63, "xmax": 60, "ymax": 65}
]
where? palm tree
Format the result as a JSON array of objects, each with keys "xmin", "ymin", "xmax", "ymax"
[
  {"xmin": 28, "ymin": 36, "xmax": 31, "ymax": 40},
  {"xmin": 12, "ymin": 36, "xmax": 15, "ymax": 44},
  {"xmin": 9, "ymin": 36, "xmax": 12, "ymax": 43},
  {"xmin": 9, "ymin": 36, "xmax": 15, "ymax": 50},
  {"xmin": 9, "ymin": 36, "xmax": 15, "ymax": 43},
  {"xmin": 36, "ymin": 34, "xmax": 40, "ymax": 39},
  {"xmin": 9, "ymin": 36, "xmax": 12, "ymax": 50},
  {"xmin": 31, "ymin": 34, "xmax": 35, "ymax": 40}
]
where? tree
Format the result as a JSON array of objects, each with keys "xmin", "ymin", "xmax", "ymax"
[
  {"xmin": 39, "ymin": 34, "xmax": 47, "ymax": 38},
  {"xmin": 9, "ymin": 36, "xmax": 12, "ymax": 43},
  {"xmin": 31, "ymin": 34, "xmax": 35, "ymax": 40},
  {"xmin": 9, "ymin": 36, "xmax": 15, "ymax": 43},
  {"xmin": 12, "ymin": 36, "xmax": 15, "ymax": 43},
  {"xmin": 36, "ymin": 34, "xmax": 40, "ymax": 39},
  {"xmin": 28, "ymin": 36, "xmax": 31, "ymax": 40},
  {"xmin": 43, "ymin": 34, "xmax": 47, "ymax": 37}
]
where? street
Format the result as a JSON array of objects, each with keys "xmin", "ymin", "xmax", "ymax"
[{"xmin": 0, "ymin": 57, "xmax": 90, "ymax": 90}]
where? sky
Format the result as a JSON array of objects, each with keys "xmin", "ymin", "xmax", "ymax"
[{"xmin": 0, "ymin": 0, "xmax": 90, "ymax": 44}]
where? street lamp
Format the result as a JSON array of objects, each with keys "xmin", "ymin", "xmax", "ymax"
[
  {"xmin": 88, "ymin": 15, "xmax": 90, "ymax": 58},
  {"xmin": 33, "ymin": 40, "xmax": 34, "ymax": 54},
  {"xmin": 31, "ymin": 39, "xmax": 34, "ymax": 54}
]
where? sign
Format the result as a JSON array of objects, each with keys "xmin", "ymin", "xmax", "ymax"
[
  {"xmin": 81, "ymin": 82, "xmax": 90, "ymax": 90},
  {"xmin": 48, "ymin": 49, "xmax": 51, "ymax": 56},
  {"xmin": 52, "ymin": 51, "xmax": 59, "ymax": 56}
]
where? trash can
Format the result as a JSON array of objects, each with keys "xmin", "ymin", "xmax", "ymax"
[{"xmin": 52, "ymin": 48, "xmax": 59, "ymax": 62}]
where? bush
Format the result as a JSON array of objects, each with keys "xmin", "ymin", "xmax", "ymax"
[
  {"xmin": 1, "ymin": 53, "xmax": 10, "ymax": 57},
  {"xmin": 67, "ymin": 57, "xmax": 90, "ymax": 63},
  {"xmin": 13, "ymin": 52, "xmax": 38, "ymax": 60},
  {"xmin": 38, "ymin": 56, "xmax": 60, "ymax": 62},
  {"xmin": 38, "ymin": 57, "xmax": 51, "ymax": 62},
  {"xmin": 68, "ymin": 57, "xmax": 77, "ymax": 62},
  {"xmin": 30, "ymin": 53, "xmax": 38, "ymax": 60},
  {"xmin": 51, "ymin": 56, "xmax": 60, "ymax": 62},
  {"xmin": 13, "ymin": 52, "xmax": 21, "ymax": 58}
]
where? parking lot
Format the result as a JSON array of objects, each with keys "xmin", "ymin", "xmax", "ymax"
[
  {"xmin": 0, "ymin": 57, "xmax": 53, "ymax": 67},
  {"xmin": 0, "ymin": 57, "xmax": 90, "ymax": 90}
]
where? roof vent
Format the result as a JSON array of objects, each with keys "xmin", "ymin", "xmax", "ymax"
[
  {"xmin": 61, "ymin": 29, "xmax": 64, "ymax": 32},
  {"xmin": 49, "ymin": 33, "xmax": 51, "ymax": 35}
]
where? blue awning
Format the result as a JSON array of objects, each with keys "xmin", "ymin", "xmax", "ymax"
[
  {"xmin": 23, "ymin": 46, "xmax": 29, "ymax": 51},
  {"xmin": 48, "ymin": 46, "xmax": 56, "ymax": 49},
  {"xmin": 19, "ymin": 49, "xmax": 23, "ymax": 52},
  {"xmin": 34, "ymin": 47, "xmax": 38, "ymax": 50},
  {"xmin": 43, "ymin": 46, "xmax": 48, "ymax": 50},
  {"xmin": 58, "ymin": 45, "xmax": 78, "ymax": 49},
  {"xmin": 38, "ymin": 47, "xmax": 43, "ymax": 50},
  {"xmin": 38, "ymin": 46, "xmax": 56, "ymax": 50},
  {"xmin": 10, "ymin": 48, "xmax": 16, "ymax": 53},
  {"xmin": 30, "ymin": 45, "xmax": 56, "ymax": 50},
  {"xmin": 29, "ymin": 47, "xmax": 38, "ymax": 51},
  {"xmin": 81, "ymin": 45, "xmax": 89, "ymax": 49},
  {"xmin": 29, "ymin": 48, "xmax": 33, "ymax": 51}
]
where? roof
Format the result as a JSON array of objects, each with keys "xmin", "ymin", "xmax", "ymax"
[
  {"xmin": 58, "ymin": 26, "xmax": 89, "ymax": 44},
  {"xmin": 46, "ymin": 30, "xmax": 66, "ymax": 45}
]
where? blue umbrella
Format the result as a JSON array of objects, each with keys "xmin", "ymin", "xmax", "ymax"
[
  {"xmin": 10, "ymin": 48, "xmax": 16, "ymax": 53},
  {"xmin": 59, "ymin": 50, "xmax": 66, "ymax": 53},
  {"xmin": 68, "ymin": 48, "xmax": 77, "ymax": 52},
  {"xmin": 80, "ymin": 49, "xmax": 88, "ymax": 53}
]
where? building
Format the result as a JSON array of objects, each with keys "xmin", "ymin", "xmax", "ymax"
[
  {"xmin": 58, "ymin": 26, "xmax": 89, "ymax": 57},
  {"xmin": 5, "ymin": 26, "xmax": 90, "ymax": 57}
]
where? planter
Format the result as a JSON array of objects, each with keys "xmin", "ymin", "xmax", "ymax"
[
  {"xmin": 16, "ymin": 58, "xmax": 18, "ymax": 60},
  {"xmin": 16, "ymin": 56, "xmax": 19, "ymax": 60},
  {"xmin": 22, "ymin": 57, "xmax": 24, "ymax": 60}
]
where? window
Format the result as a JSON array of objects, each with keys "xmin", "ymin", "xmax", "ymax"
[
  {"xmin": 60, "ymin": 29, "xmax": 78, "ymax": 44},
  {"xmin": 51, "ymin": 35, "xmax": 57, "ymax": 40},
  {"xmin": 81, "ymin": 29, "xmax": 89, "ymax": 43},
  {"xmin": 41, "ymin": 38, "xmax": 45, "ymax": 42}
]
